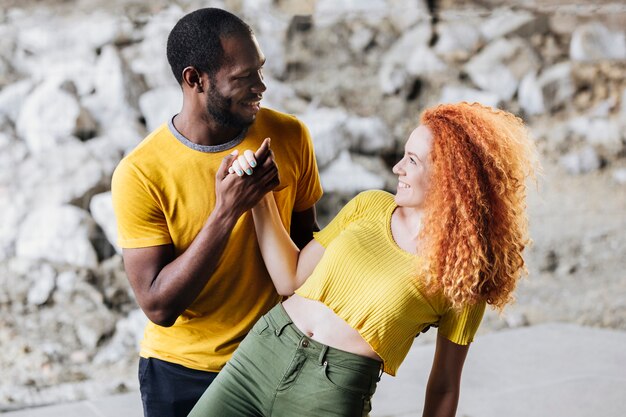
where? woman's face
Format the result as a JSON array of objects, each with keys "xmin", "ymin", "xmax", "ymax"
[{"xmin": 392, "ymin": 125, "xmax": 433, "ymax": 209}]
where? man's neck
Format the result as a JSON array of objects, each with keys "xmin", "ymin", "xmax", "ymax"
[{"xmin": 173, "ymin": 111, "xmax": 242, "ymax": 147}]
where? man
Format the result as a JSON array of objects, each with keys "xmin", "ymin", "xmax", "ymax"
[{"xmin": 111, "ymin": 8, "xmax": 322, "ymax": 417}]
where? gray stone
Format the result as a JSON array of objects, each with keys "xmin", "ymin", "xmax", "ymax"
[
  {"xmin": 378, "ymin": 23, "xmax": 432, "ymax": 94},
  {"xmin": 387, "ymin": 0, "xmax": 429, "ymax": 33},
  {"xmin": 319, "ymin": 151, "xmax": 386, "ymax": 193},
  {"xmin": 15, "ymin": 205, "xmax": 99, "ymax": 269},
  {"xmin": 480, "ymin": 7, "xmax": 547, "ymax": 40},
  {"xmin": 94, "ymin": 309, "xmax": 147, "ymax": 365},
  {"xmin": 90, "ymin": 192, "xmax": 120, "ymax": 255},
  {"xmin": 16, "ymin": 80, "xmax": 87, "ymax": 153},
  {"xmin": 0, "ymin": 79, "xmax": 34, "ymax": 123},
  {"xmin": 16, "ymin": 138, "xmax": 108, "ymax": 208},
  {"xmin": 125, "ymin": 5, "xmax": 184, "ymax": 89},
  {"xmin": 346, "ymin": 115, "xmax": 393, "ymax": 154},
  {"xmin": 518, "ymin": 71, "xmax": 545, "ymax": 115},
  {"xmin": 434, "ymin": 20, "xmax": 482, "ymax": 59},
  {"xmin": 559, "ymin": 146, "xmax": 602, "ymax": 175},
  {"xmin": 438, "ymin": 86, "xmax": 500, "ymax": 108},
  {"xmin": 536, "ymin": 62, "xmax": 575, "ymax": 112},
  {"xmin": 464, "ymin": 38, "xmax": 540, "ymax": 102},
  {"xmin": 406, "ymin": 45, "xmax": 448, "ymax": 77},
  {"xmin": 26, "ymin": 263, "xmax": 56, "ymax": 306},
  {"xmin": 612, "ymin": 168, "xmax": 626, "ymax": 185},
  {"xmin": 299, "ymin": 107, "xmax": 351, "ymax": 168},
  {"xmin": 138, "ymin": 86, "xmax": 182, "ymax": 132},
  {"xmin": 569, "ymin": 116, "xmax": 622, "ymax": 155},
  {"xmin": 570, "ymin": 22, "xmax": 626, "ymax": 61}
]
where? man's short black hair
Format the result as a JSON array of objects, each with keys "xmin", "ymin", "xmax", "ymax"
[{"xmin": 167, "ymin": 8, "xmax": 253, "ymax": 85}]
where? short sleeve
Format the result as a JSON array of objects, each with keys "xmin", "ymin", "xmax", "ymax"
[
  {"xmin": 293, "ymin": 121, "xmax": 323, "ymax": 212},
  {"xmin": 438, "ymin": 301, "xmax": 486, "ymax": 345},
  {"xmin": 111, "ymin": 160, "xmax": 172, "ymax": 248},
  {"xmin": 313, "ymin": 193, "xmax": 364, "ymax": 248}
]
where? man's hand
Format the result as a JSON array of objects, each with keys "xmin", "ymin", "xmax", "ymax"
[{"xmin": 215, "ymin": 138, "xmax": 279, "ymax": 218}]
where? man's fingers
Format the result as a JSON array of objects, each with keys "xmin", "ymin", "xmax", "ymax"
[
  {"xmin": 254, "ymin": 138, "xmax": 271, "ymax": 161},
  {"xmin": 217, "ymin": 151, "xmax": 238, "ymax": 179}
]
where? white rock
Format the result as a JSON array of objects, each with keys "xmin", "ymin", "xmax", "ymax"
[
  {"xmin": 559, "ymin": 146, "xmax": 601, "ymax": 175},
  {"xmin": 379, "ymin": 23, "xmax": 432, "ymax": 94},
  {"xmin": 262, "ymin": 76, "xmax": 307, "ymax": 114},
  {"xmin": 0, "ymin": 79, "xmax": 34, "ymax": 123},
  {"xmin": 15, "ymin": 81, "xmax": 89, "ymax": 154},
  {"xmin": 298, "ymin": 107, "xmax": 351, "ymax": 168},
  {"xmin": 612, "ymin": 168, "xmax": 626, "ymax": 185},
  {"xmin": 387, "ymin": 0, "xmax": 429, "ymax": 32},
  {"xmin": 244, "ymin": 4, "xmax": 290, "ymax": 78},
  {"xmin": 15, "ymin": 10, "xmax": 125, "ymax": 55},
  {"xmin": 13, "ymin": 49, "xmax": 98, "ymax": 97},
  {"xmin": 0, "ymin": 195, "xmax": 27, "ymax": 262},
  {"xmin": 406, "ymin": 45, "xmax": 448, "ymax": 77},
  {"xmin": 56, "ymin": 270, "xmax": 79, "ymax": 293},
  {"xmin": 536, "ymin": 62, "xmax": 575, "ymax": 112},
  {"xmin": 16, "ymin": 138, "xmax": 107, "ymax": 207},
  {"xmin": 349, "ymin": 26, "xmax": 375, "ymax": 53},
  {"xmin": 464, "ymin": 38, "xmax": 540, "ymax": 102},
  {"xmin": 434, "ymin": 21, "xmax": 482, "ymax": 58},
  {"xmin": 127, "ymin": 5, "xmax": 184, "ymax": 89},
  {"xmin": 15, "ymin": 205, "xmax": 99, "ymax": 268},
  {"xmin": 570, "ymin": 22, "xmax": 626, "ymax": 61},
  {"xmin": 93, "ymin": 309, "xmax": 148, "ymax": 365},
  {"xmin": 568, "ymin": 116, "xmax": 622, "ymax": 154},
  {"xmin": 438, "ymin": 86, "xmax": 500, "ymax": 108},
  {"xmin": 139, "ymin": 86, "xmax": 182, "ymax": 133},
  {"xmin": 320, "ymin": 151, "xmax": 386, "ymax": 193},
  {"xmin": 93, "ymin": 45, "xmax": 144, "ymax": 118},
  {"xmin": 315, "ymin": 0, "xmax": 388, "ymax": 27},
  {"xmin": 27, "ymin": 264, "xmax": 56, "ymax": 306},
  {"xmin": 346, "ymin": 116, "xmax": 393, "ymax": 154},
  {"xmin": 518, "ymin": 72, "xmax": 545, "ymax": 115},
  {"xmin": 90, "ymin": 192, "xmax": 120, "ymax": 254},
  {"xmin": 480, "ymin": 8, "xmax": 540, "ymax": 40}
]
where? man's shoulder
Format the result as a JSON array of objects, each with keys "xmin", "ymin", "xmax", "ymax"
[
  {"xmin": 113, "ymin": 123, "xmax": 172, "ymax": 178},
  {"xmin": 257, "ymin": 107, "xmax": 304, "ymax": 131}
]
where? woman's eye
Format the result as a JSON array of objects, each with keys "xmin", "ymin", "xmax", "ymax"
[{"xmin": 409, "ymin": 157, "xmax": 417, "ymax": 165}]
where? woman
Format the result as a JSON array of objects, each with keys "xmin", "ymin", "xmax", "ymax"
[{"xmin": 189, "ymin": 102, "xmax": 537, "ymax": 417}]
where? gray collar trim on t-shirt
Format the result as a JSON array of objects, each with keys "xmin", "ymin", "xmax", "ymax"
[{"xmin": 168, "ymin": 116, "xmax": 248, "ymax": 153}]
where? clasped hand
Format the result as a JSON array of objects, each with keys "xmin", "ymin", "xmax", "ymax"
[{"xmin": 214, "ymin": 138, "xmax": 279, "ymax": 217}]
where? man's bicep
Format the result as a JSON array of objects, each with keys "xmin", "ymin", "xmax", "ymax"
[{"xmin": 122, "ymin": 244, "xmax": 175, "ymax": 303}]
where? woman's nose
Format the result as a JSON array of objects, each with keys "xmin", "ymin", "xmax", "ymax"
[{"xmin": 392, "ymin": 160, "xmax": 403, "ymax": 175}]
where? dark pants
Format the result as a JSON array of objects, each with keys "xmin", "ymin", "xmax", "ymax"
[{"xmin": 138, "ymin": 357, "xmax": 218, "ymax": 417}]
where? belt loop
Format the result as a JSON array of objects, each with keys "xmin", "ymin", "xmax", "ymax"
[{"xmin": 318, "ymin": 344, "xmax": 329, "ymax": 365}]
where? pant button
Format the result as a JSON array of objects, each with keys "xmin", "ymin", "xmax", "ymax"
[{"xmin": 301, "ymin": 340, "xmax": 309, "ymax": 348}]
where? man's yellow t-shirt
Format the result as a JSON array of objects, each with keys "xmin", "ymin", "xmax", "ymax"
[{"xmin": 111, "ymin": 107, "xmax": 322, "ymax": 372}]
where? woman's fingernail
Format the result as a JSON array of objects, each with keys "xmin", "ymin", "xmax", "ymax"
[
  {"xmin": 236, "ymin": 169, "xmax": 244, "ymax": 176},
  {"xmin": 245, "ymin": 168, "xmax": 253, "ymax": 175},
  {"xmin": 250, "ymin": 160, "xmax": 257, "ymax": 168},
  {"xmin": 228, "ymin": 167, "xmax": 234, "ymax": 174}
]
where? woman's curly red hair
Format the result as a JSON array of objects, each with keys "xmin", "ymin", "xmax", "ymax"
[{"xmin": 419, "ymin": 102, "xmax": 538, "ymax": 311}]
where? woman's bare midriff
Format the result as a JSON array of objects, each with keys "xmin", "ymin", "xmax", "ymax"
[{"xmin": 282, "ymin": 294, "xmax": 382, "ymax": 362}]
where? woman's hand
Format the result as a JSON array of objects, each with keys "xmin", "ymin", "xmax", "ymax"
[{"xmin": 228, "ymin": 137, "xmax": 272, "ymax": 177}]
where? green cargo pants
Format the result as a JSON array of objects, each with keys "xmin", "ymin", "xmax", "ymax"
[{"xmin": 188, "ymin": 303, "xmax": 382, "ymax": 417}]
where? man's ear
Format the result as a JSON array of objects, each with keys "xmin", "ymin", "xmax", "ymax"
[{"xmin": 182, "ymin": 67, "xmax": 204, "ymax": 93}]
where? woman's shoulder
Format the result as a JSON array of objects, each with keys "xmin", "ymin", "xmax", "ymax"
[{"xmin": 353, "ymin": 189, "xmax": 396, "ymax": 208}]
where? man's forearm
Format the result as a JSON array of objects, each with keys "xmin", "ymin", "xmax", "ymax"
[{"xmin": 145, "ymin": 206, "xmax": 239, "ymax": 326}]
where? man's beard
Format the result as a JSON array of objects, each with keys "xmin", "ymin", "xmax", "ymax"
[{"xmin": 206, "ymin": 85, "xmax": 253, "ymax": 130}]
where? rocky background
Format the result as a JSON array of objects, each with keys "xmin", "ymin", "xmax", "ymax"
[{"xmin": 0, "ymin": 0, "xmax": 625, "ymax": 411}]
